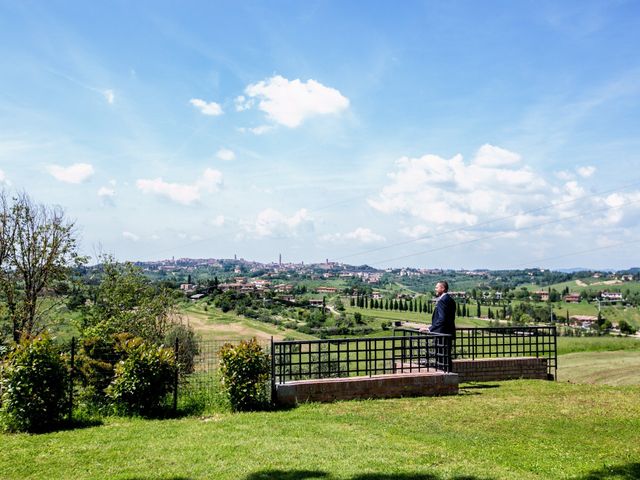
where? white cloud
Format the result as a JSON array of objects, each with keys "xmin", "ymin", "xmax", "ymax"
[
  {"xmin": 399, "ymin": 225, "xmax": 431, "ymax": 238},
  {"xmin": 243, "ymin": 75, "xmax": 349, "ymax": 128},
  {"xmin": 97, "ymin": 186, "xmax": 115, "ymax": 197},
  {"xmin": 249, "ymin": 125, "xmax": 274, "ymax": 135},
  {"xmin": 245, "ymin": 208, "xmax": 313, "ymax": 238},
  {"xmin": 210, "ymin": 215, "xmax": 225, "ymax": 227},
  {"xmin": 136, "ymin": 168, "xmax": 223, "ymax": 205},
  {"xmin": 577, "ymin": 165, "xmax": 596, "ymax": 178},
  {"xmin": 103, "ymin": 89, "xmax": 115, "ymax": 104},
  {"xmin": 189, "ymin": 98, "xmax": 223, "ymax": 116},
  {"xmin": 0, "ymin": 169, "xmax": 7, "ymax": 184},
  {"xmin": 47, "ymin": 163, "xmax": 95, "ymax": 184},
  {"xmin": 122, "ymin": 231, "xmax": 139, "ymax": 242},
  {"xmin": 369, "ymin": 145, "xmax": 548, "ymax": 229},
  {"xmin": 473, "ymin": 144, "xmax": 521, "ymax": 167},
  {"xmin": 322, "ymin": 227, "xmax": 386, "ymax": 244},
  {"xmin": 216, "ymin": 148, "xmax": 235, "ymax": 161},
  {"xmin": 234, "ymin": 95, "xmax": 253, "ymax": 111}
]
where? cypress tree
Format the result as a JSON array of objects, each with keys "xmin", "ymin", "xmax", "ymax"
[{"xmin": 476, "ymin": 301, "xmax": 481, "ymax": 318}]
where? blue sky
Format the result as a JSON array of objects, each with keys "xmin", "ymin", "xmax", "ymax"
[{"xmin": 1, "ymin": 0, "xmax": 640, "ymax": 269}]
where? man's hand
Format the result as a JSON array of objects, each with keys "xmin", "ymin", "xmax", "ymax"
[{"xmin": 419, "ymin": 326, "xmax": 430, "ymax": 333}]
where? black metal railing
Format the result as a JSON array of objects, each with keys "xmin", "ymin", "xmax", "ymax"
[
  {"xmin": 271, "ymin": 333, "xmax": 453, "ymax": 386},
  {"xmin": 395, "ymin": 326, "xmax": 557, "ymax": 379}
]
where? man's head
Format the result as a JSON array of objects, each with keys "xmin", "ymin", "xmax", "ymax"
[{"xmin": 435, "ymin": 281, "xmax": 448, "ymax": 297}]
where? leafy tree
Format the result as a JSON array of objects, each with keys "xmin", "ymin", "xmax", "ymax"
[
  {"xmin": 619, "ymin": 320, "xmax": 637, "ymax": 335},
  {"xmin": 80, "ymin": 257, "xmax": 179, "ymax": 343},
  {"xmin": 0, "ymin": 192, "xmax": 83, "ymax": 343}
]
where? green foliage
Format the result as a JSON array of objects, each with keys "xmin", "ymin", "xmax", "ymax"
[
  {"xmin": 0, "ymin": 336, "xmax": 68, "ymax": 432},
  {"xmin": 164, "ymin": 323, "xmax": 199, "ymax": 376},
  {"xmin": 219, "ymin": 338, "xmax": 270, "ymax": 412},
  {"xmin": 80, "ymin": 258, "xmax": 177, "ymax": 343},
  {"xmin": 619, "ymin": 319, "xmax": 638, "ymax": 335},
  {"xmin": 106, "ymin": 336, "xmax": 176, "ymax": 416}
]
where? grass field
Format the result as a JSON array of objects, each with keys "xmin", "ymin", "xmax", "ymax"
[
  {"xmin": 556, "ymin": 336, "xmax": 640, "ymax": 355},
  {"xmin": 345, "ymin": 306, "xmax": 491, "ymax": 328},
  {"xmin": 1, "ymin": 381, "xmax": 639, "ymax": 479},
  {"xmin": 181, "ymin": 303, "xmax": 315, "ymax": 341},
  {"xmin": 558, "ymin": 351, "xmax": 640, "ymax": 385}
]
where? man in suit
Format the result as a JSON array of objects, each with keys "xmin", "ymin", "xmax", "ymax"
[{"xmin": 429, "ymin": 280, "xmax": 456, "ymax": 335}]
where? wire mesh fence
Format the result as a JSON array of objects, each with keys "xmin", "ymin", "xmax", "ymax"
[{"xmin": 63, "ymin": 337, "xmax": 271, "ymax": 417}]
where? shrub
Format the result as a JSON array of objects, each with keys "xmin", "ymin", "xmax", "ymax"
[
  {"xmin": 219, "ymin": 339, "xmax": 270, "ymax": 412},
  {"xmin": 75, "ymin": 336, "xmax": 120, "ymax": 410},
  {"xmin": 0, "ymin": 336, "xmax": 68, "ymax": 432},
  {"xmin": 164, "ymin": 323, "xmax": 199, "ymax": 376},
  {"xmin": 107, "ymin": 336, "xmax": 176, "ymax": 416}
]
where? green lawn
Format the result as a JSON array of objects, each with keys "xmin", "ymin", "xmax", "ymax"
[
  {"xmin": 2, "ymin": 381, "xmax": 639, "ymax": 479},
  {"xmin": 558, "ymin": 351, "xmax": 640, "ymax": 385},
  {"xmin": 556, "ymin": 336, "xmax": 640, "ymax": 355},
  {"xmin": 345, "ymin": 306, "xmax": 490, "ymax": 328}
]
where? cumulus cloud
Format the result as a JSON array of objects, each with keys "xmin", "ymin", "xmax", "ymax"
[
  {"xmin": 47, "ymin": 163, "xmax": 95, "ymax": 184},
  {"xmin": 216, "ymin": 148, "xmax": 235, "ymax": 161},
  {"xmin": 136, "ymin": 168, "xmax": 223, "ymax": 205},
  {"xmin": 473, "ymin": 144, "xmax": 521, "ymax": 167},
  {"xmin": 122, "ymin": 231, "xmax": 139, "ymax": 241},
  {"xmin": 322, "ymin": 227, "xmax": 386, "ymax": 244},
  {"xmin": 369, "ymin": 145, "xmax": 550, "ymax": 232},
  {"xmin": 243, "ymin": 75, "xmax": 349, "ymax": 128},
  {"xmin": 577, "ymin": 165, "xmax": 596, "ymax": 178},
  {"xmin": 190, "ymin": 98, "xmax": 223, "ymax": 116},
  {"xmin": 244, "ymin": 208, "xmax": 313, "ymax": 238}
]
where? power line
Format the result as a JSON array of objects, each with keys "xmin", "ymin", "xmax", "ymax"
[
  {"xmin": 333, "ymin": 178, "xmax": 640, "ymax": 262},
  {"xmin": 368, "ymin": 197, "xmax": 640, "ymax": 266},
  {"xmin": 511, "ymin": 238, "xmax": 640, "ymax": 269}
]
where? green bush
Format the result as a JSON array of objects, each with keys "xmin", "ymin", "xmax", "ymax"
[
  {"xmin": 106, "ymin": 336, "xmax": 176, "ymax": 416},
  {"xmin": 75, "ymin": 335, "xmax": 121, "ymax": 410},
  {"xmin": 164, "ymin": 323, "xmax": 199, "ymax": 376},
  {"xmin": 0, "ymin": 336, "xmax": 69, "ymax": 432},
  {"xmin": 219, "ymin": 338, "xmax": 270, "ymax": 412}
]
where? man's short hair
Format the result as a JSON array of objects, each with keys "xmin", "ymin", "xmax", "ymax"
[{"xmin": 437, "ymin": 281, "xmax": 449, "ymax": 292}]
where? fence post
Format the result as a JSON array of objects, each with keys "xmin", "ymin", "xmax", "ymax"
[
  {"xmin": 173, "ymin": 337, "xmax": 179, "ymax": 414},
  {"xmin": 68, "ymin": 336, "xmax": 75, "ymax": 423},
  {"xmin": 270, "ymin": 337, "xmax": 276, "ymax": 405}
]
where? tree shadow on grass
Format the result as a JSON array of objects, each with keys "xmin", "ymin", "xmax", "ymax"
[
  {"xmin": 244, "ymin": 470, "xmax": 329, "ymax": 480},
  {"xmin": 120, "ymin": 477, "xmax": 193, "ymax": 480},
  {"xmin": 575, "ymin": 462, "xmax": 640, "ymax": 479},
  {"xmin": 458, "ymin": 383, "xmax": 501, "ymax": 395},
  {"xmin": 244, "ymin": 470, "xmax": 494, "ymax": 480}
]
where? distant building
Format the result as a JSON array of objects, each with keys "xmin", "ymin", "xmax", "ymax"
[
  {"xmin": 601, "ymin": 292, "xmax": 623, "ymax": 301},
  {"xmin": 569, "ymin": 315, "xmax": 598, "ymax": 329},
  {"xmin": 564, "ymin": 293, "xmax": 581, "ymax": 303},
  {"xmin": 317, "ymin": 286, "xmax": 338, "ymax": 294},
  {"xmin": 534, "ymin": 290, "xmax": 549, "ymax": 301}
]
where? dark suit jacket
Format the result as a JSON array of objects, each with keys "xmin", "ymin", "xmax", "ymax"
[{"xmin": 430, "ymin": 293, "xmax": 456, "ymax": 335}]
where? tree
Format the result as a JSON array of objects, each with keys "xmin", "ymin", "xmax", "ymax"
[
  {"xmin": 0, "ymin": 192, "xmax": 83, "ymax": 343},
  {"xmin": 619, "ymin": 320, "xmax": 637, "ymax": 335},
  {"xmin": 80, "ymin": 257, "xmax": 178, "ymax": 343}
]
